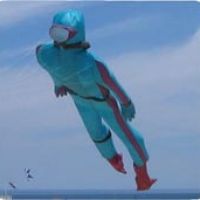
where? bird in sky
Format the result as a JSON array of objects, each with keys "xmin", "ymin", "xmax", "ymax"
[
  {"xmin": 24, "ymin": 168, "xmax": 34, "ymax": 181},
  {"xmin": 8, "ymin": 181, "xmax": 16, "ymax": 189}
]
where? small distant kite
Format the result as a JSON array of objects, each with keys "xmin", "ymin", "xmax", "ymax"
[
  {"xmin": 9, "ymin": 181, "xmax": 16, "ymax": 189},
  {"xmin": 24, "ymin": 168, "xmax": 34, "ymax": 181}
]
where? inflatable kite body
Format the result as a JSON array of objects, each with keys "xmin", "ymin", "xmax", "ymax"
[{"xmin": 36, "ymin": 10, "xmax": 156, "ymax": 190}]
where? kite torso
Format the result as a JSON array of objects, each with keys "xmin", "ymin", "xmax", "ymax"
[{"xmin": 36, "ymin": 44, "xmax": 104, "ymax": 98}]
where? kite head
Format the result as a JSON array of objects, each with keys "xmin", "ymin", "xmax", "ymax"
[{"xmin": 49, "ymin": 10, "xmax": 85, "ymax": 45}]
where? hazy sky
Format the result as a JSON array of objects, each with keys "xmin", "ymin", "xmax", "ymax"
[{"xmin": 0, "ymin": 1, "xmax": 200, "ymax": 190}]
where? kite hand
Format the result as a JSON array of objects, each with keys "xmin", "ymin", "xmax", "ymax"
[
  {"xmin": 121, "ymin": 100, "xmax": 136, "ymax": 121},
  {"xmin": 55, "ymin": 85, "xmax": 68, "ymax": 97}
]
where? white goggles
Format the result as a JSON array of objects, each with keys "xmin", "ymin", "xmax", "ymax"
[{"xmin": 49, "ymin": 24, "xmax": 76, "ymax": 43}]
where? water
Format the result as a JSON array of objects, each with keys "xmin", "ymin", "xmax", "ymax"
[{"xmin": 0, "ymin": 189, "xmax": 199, "ymax": 200}]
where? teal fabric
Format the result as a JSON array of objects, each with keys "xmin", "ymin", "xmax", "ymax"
[{"xmin": 36, "ymin": 10, "xmax": 149, "ymax": 166}]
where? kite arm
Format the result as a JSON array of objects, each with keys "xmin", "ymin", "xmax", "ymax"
[
  {"xmin": 95, "ymin": 60, "xmax": 131, "ymax": 105},
  {"xmin": 95, "ymin": 59, "xmax": 136, "ymax": 120}
]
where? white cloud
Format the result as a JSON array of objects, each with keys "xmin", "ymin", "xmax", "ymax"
[
  {"xmin": 0, "ymin": 1, "xmax": 92, "ymax": 28},
  {"xmin": 88, "ymin": 15, "xmax": 155, "ymax": 40},
  {"xmin": 107, "ymin": 29, "xmax": 200, "ymax": 137},
  {"xmin": 0, "ymin": 2, "xmax": 58, "ymax": 27}
]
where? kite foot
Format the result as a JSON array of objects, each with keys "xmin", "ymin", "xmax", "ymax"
[
  {"xmin": 134, "ymin": 163, "xmax": 157, "ymax": 191},
  {"xmin": 108, "ymin": 154, "xmax": 127, "ymax": 174}
]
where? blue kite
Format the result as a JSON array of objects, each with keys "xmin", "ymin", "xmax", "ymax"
[{"xmin": 36, "ymin": 9, "xmax": 156, "ymax": 190}]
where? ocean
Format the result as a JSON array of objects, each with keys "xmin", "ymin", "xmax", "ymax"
[{"xmin": 0, "ymin": 189, "xmax": 199, "ymax": 200}]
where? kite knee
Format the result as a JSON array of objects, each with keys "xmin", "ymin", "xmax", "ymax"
[{"xmin": 92, "ymin": 130, "xmax": 112, "ymax": 143}]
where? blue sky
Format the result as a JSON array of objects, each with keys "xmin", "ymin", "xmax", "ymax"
[{"xmin": 0, "ymin": 1, "xmax": 200, "ymax": 190}]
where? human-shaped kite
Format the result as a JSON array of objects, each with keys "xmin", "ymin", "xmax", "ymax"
[{"xmin": 36, "ymin": 9, "xmax": 156, "ymax": 190}]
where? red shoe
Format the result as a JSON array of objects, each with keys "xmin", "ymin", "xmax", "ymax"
[
  {"xmin": 108, "ymin": 154, "xmax": 127, "ymax": 174},
  {"xmin": 134, "ymin": 163, "xmax": 157, "ymax": 191}
]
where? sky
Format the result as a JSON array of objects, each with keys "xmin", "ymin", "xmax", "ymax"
[{"xmin": 0, "ymin": 1, "xmax": 200, "ymax": 191}]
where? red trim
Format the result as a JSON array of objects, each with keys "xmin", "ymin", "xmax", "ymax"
[
  {"xmin": 96, "ymin": 60, "xmax": 129, "ymax": 104},
  {"xmin": 98, "ymin": 85, "xmax": 147, "ymax": 163},
  {"xmin": 64, "ymin": 27, "xmax": 77, "ymax": 40}
]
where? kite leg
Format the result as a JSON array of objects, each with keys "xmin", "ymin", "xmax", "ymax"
[
  {"xmin": 73, "ymin": 99, "xmax": 118, "ymax": 160},
  {"xmin": 96, "ymin": 99, "xmax": 149, "ymax": 166},
  {"xmin": 96, "ymin": 97, "xmax": 156, "ymax": 190}
]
